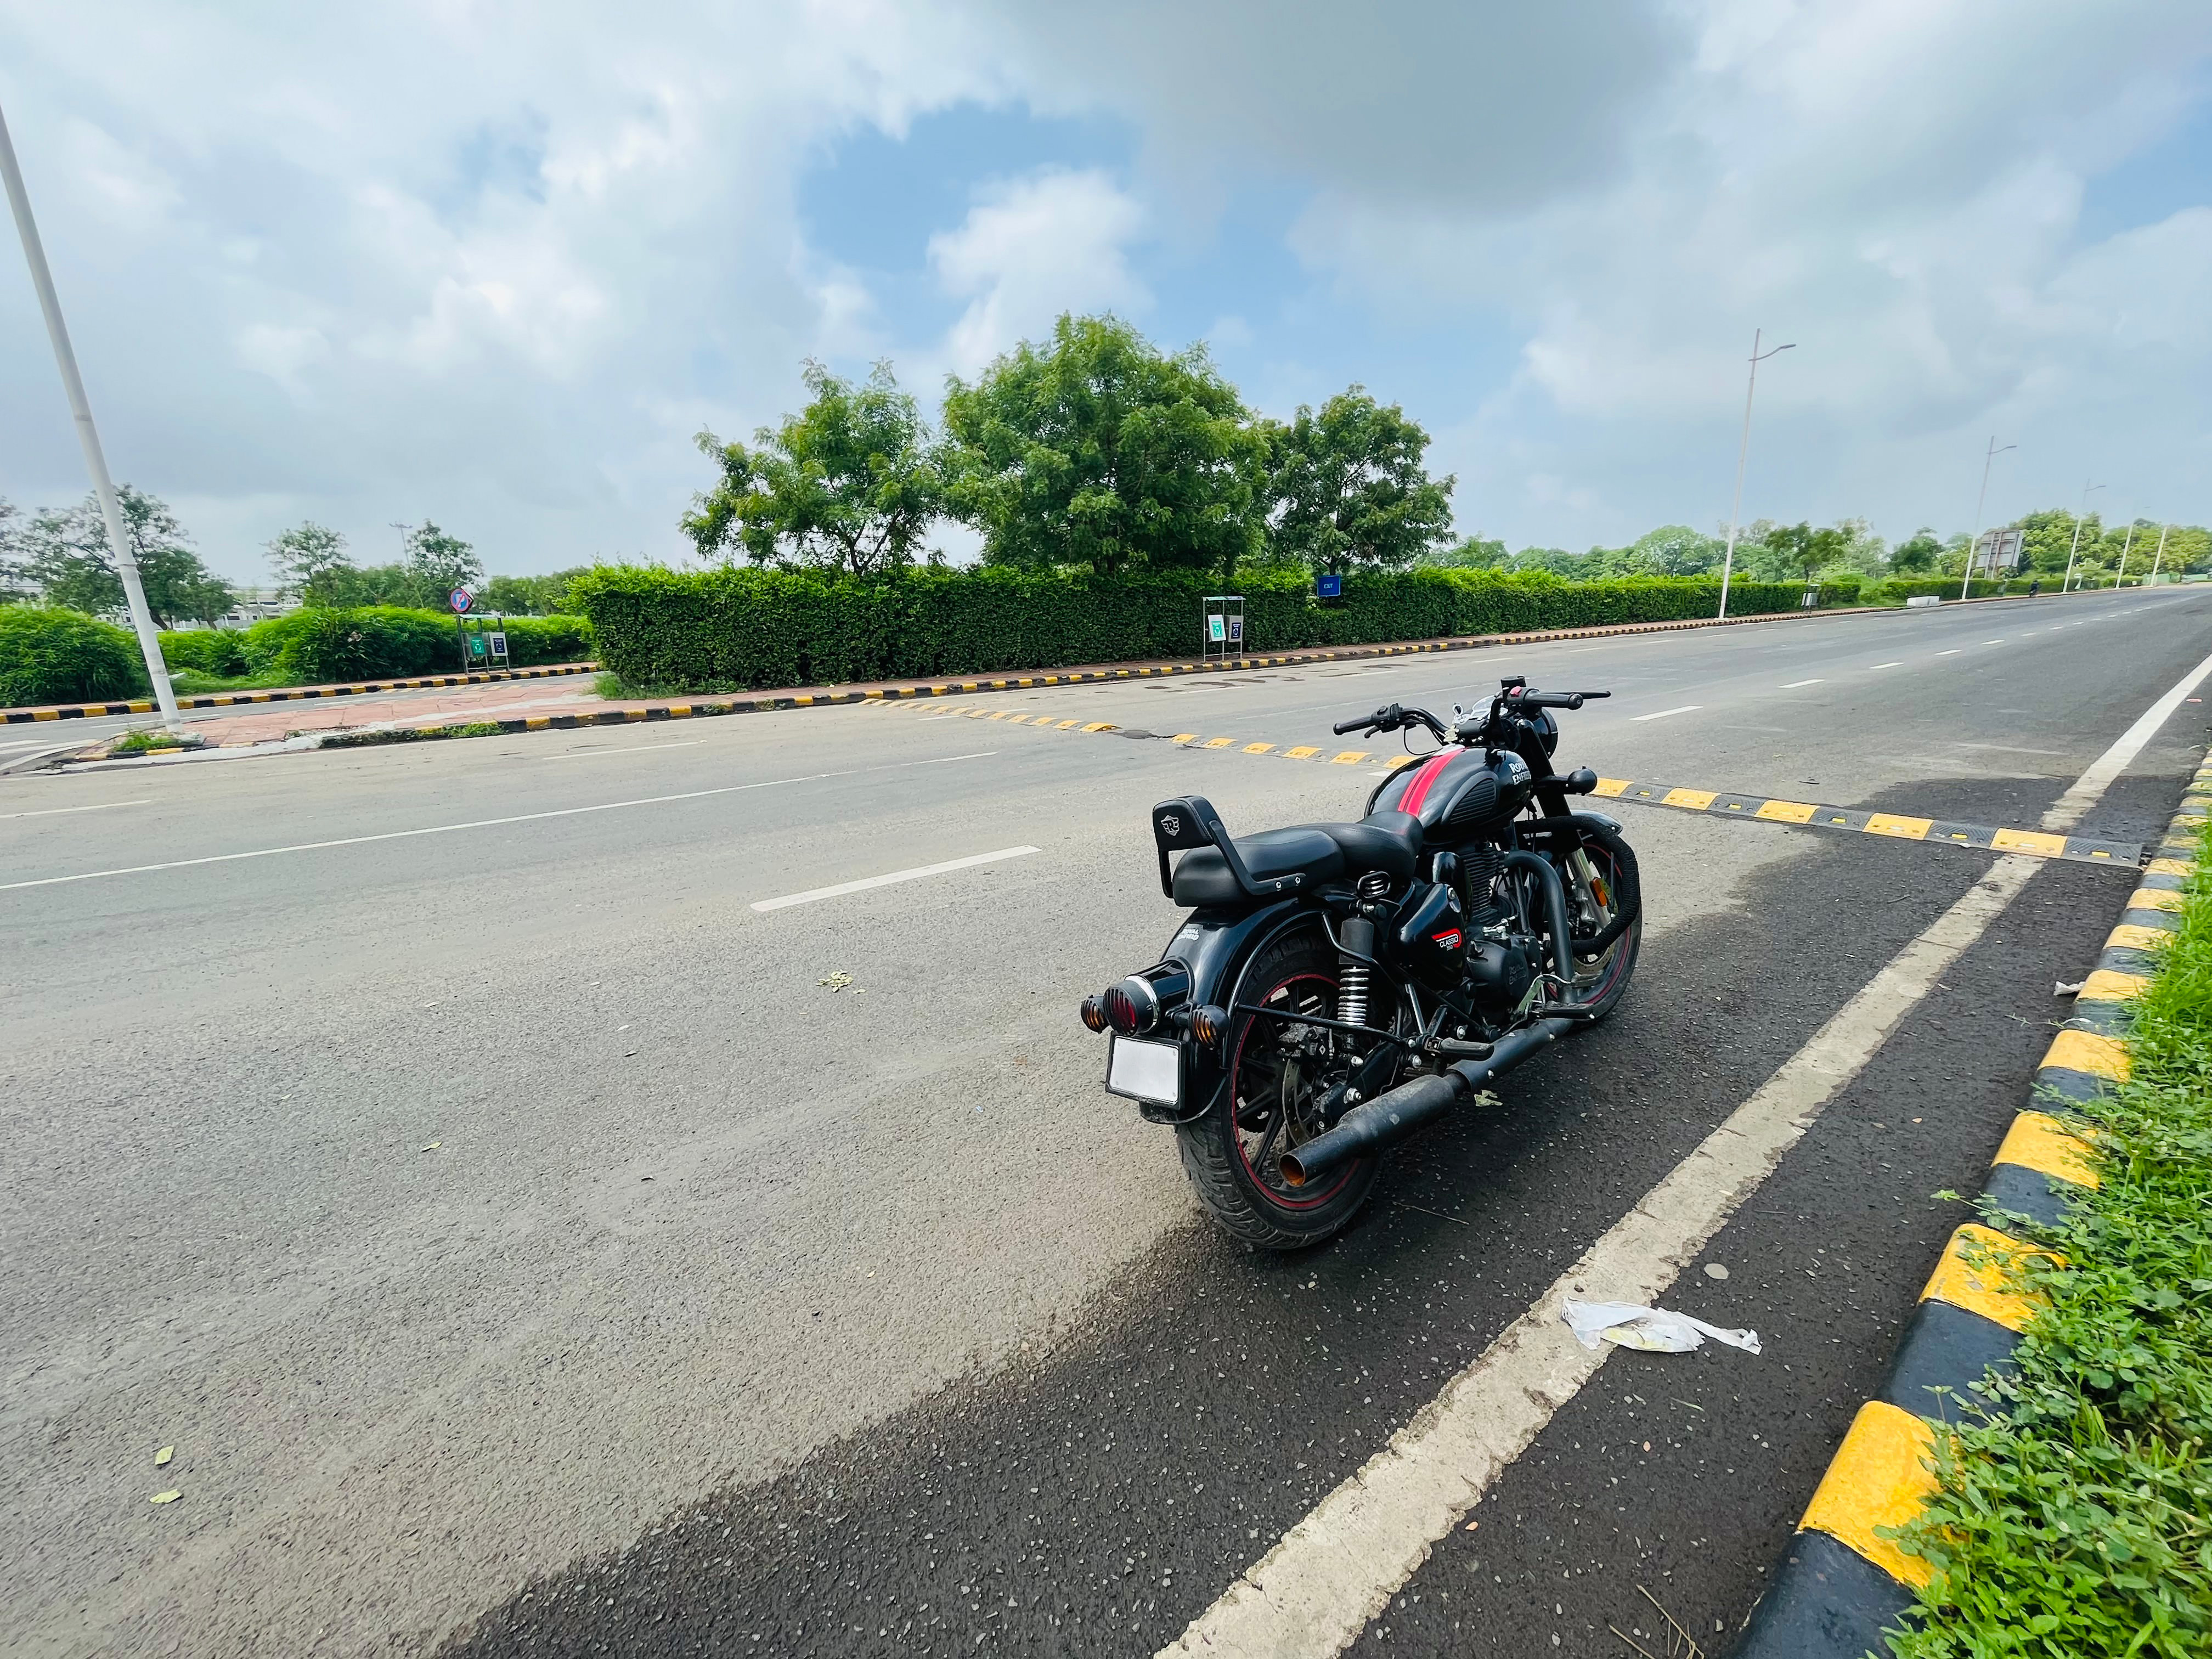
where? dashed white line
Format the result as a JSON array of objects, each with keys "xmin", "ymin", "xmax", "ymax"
[
  {"xmin": 542, "ymin": 741, "xmax": 703, "ymax": 760},
  {"xmin": 1779, "ymin": 678, "xmax": 1824, "ymax": 689},
  {"xmin": 751, "ymin": 845, "xmax": 1040, "ymax": 912},
  {"xmin": 1985, "ymin": 639, "xmax": 2006, "ymax": 644},
  {"xmin": 0, "ymin": 753, "xmax": 999, "ymax": 893},
  {"xmin": 1936, "ymin": 649, "xmax": 1961, "ymax": 656},
  {"xmin": 0, "ymin": 798, "xmax": 152, "ymax": 821},
  {"xmin": 1869, "ymin": 661, "xmax": 1903, "ymax": 670},
  {"xmin": 1630, "ymin": 704, "xmax": 1701, "ymax": 723}
]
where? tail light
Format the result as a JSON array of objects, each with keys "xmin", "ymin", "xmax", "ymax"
[
  {"xmin": 1079, "ymin": 996, "xmax": 1108, "ymax": 1033},
  {"xmin": 1103, "ymin": 980, "xmax": 1153, "ymax": 1035}
]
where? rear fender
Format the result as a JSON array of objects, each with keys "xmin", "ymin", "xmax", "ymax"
[{"xmin": 1128, "ymin": 901, "xmax": 1320, "ymax": 1124}]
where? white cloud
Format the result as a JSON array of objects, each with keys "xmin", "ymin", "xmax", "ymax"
[
  {"xmin": 1, "ymin": 0, "xmax": 2207, "ymax": 579},
  {"xmin": 928, "ymin": 167, "xmax": 1146, "ymax": 374}
]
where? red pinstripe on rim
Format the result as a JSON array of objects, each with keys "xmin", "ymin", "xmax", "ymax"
[{"xmin": 1394, "ymin": 750, "xmax": 1459, "ymax": 816}]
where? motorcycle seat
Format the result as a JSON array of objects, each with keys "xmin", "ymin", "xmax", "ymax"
[
  {"xmin": 1171, "ymin": 827, "xmax": 1344, "ymax": 907},
  {"xmin": 1169, "ymin": 812, "xmax": 1424, "ymax": 908},
  {"xmin": 1316, "ymin": 811, "xmax": 1423, "ymax": 885}
]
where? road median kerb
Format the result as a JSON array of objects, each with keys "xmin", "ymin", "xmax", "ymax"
[
  {"xmin": 2, "ymin": 662, "xmax": 601, "ymax": 723},
  {"xmin": 127, "ymin": 591, "xmax": 2058, "ymax": 757},
  {"xmin": 1730, "ymin": 751, "xmax": 2212, "ymax": 1659}
]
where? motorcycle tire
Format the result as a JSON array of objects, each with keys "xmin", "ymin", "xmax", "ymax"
[
  {"xmin": 1562, "ymin": 817, "xmax": 1640, "ymax": 1023},
  {"xmin": 1175, "ymin": 929, "xmax": 1380, "ymax": 1250}
]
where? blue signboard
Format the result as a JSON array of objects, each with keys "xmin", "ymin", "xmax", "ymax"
[{"xmin": 1316, "ymin": 573, "xmax": 1344, "ymax": 600}]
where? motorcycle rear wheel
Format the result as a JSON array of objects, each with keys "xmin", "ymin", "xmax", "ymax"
[{"xmin": 1175, "ymin": 930, "xmax": 1380, "ymax": 1250}]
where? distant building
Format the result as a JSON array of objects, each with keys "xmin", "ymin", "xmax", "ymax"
[{"xmin": 1970, "ymin": 525, "xmax": 2025, "ymax": 577}]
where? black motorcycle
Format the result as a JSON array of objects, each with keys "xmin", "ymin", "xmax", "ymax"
[{"xmin": 1078, "ymin": 676, "xmax": 1642, "ymax": 1249}]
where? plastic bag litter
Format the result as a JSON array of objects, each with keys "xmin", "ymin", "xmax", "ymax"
[
  {"xmin": 1561, "ymin": 1300, "xmax": 1762, "ymax": 1356},
  {"xmin": 2055, "ymin": 979, "xmax": 2085, "ymax": 997}
]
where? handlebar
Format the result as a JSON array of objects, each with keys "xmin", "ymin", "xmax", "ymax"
[
  {"xmin": 1332, "ymin": 714, "xmax": 1374, "ymax": 735},
  {"xmin": 1506, "ymin": 689, "xmax": 1611, "ymax": 712}
]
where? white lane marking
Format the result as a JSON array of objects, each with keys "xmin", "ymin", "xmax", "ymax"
[
  {"xmin": 1629, "ymin": 704, "xmax": 1700, "ymax": 723},
  {"xmin": 0, "ymin": 799, "xmax": 153, "ymax": 821},
  {"xmin": 1869, "ymin": 661, "xmax": 1903, "ymax": 669},
  {"xmin": 0, "ymin": 754, "xmax": 1000, "ymax": 893},
  {"xmin": 1985, "ymin": 639, "xmax": 2006, "ymax": 644},
  {"xmin": 1163, "ymin": 648, "xmax": 2212, "ymax": 1659},
  {"xmin": 751, "ymin": 845, "xmax": 1041, "ymax": 912},
  {"xmin": 1936, "ymin": 648, "xmax": 1961, "ymax": 656},
  {"xmin": 1779, "ymin": 678, "xmax": 1824, "ymax": 689},
  {"xmin": 542, "ymin": 741, "xmax": 702, "ymax": 760}
]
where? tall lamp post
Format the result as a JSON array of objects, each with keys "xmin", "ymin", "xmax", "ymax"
[
  {"xmin": 2060, "ymin": 481, "xmax": 2105, "ymax": 594},
  {"xmin": 1717, "ymin": 328, "xmax": 1795, "ymax": 620},
  {"xmin": 1958, "ymin": 436, "xmax": 2016, "ymax": 600},
  {"xmin": 0, "ymin": 97, "xmax": 179, "ymax": 728},
  {"xmin": 2149, "ymin": 524, "xmax": 2170, "ymax": 583}
]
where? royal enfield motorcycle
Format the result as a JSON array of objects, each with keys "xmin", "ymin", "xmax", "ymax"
[{"xmin": 1077, "ymin": 676, "xmax": 1641, "ymax": 1249}]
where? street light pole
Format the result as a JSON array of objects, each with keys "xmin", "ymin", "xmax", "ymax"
[
  {"xmin": 2149, "ymin": 524, "xmax": 2170, "ymax": 583},
  {"xmin": 1717, "ymin": 328, "xmax": 1795, "ymax": 620},
  {"xmin": 1957, "ymin": 436, "xmax": 2016, "ymax": 600},
  {"xmin": 2115, "ymin": 520, "xmax": 2137, "ymax": 588},
  {"xmin": 0, "ymin": 96, "xmax": 179, "ymax": 728},
  {"xmin": 2059, "ymin": 480, "xmax": 2105, "ymax": 594}
]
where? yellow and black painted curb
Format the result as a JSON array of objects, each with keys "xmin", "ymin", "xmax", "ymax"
[
  {"xmin": 29, "ymin": 586, "xmax": 2041, "ymax": 738},
  {"xmin": 1734, "ymin": 755, "xmax": 2209, "ymax": 1658},
  {"xmin": 4, "ymin": 662, "xmax": 600, "ymax": 722}
]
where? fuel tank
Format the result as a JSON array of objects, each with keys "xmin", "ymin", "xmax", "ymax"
[{"xmin": 1367, "ymin": 746, "xmax": 1531, "ymax": 837}]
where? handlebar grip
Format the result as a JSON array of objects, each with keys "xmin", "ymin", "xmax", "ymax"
[
  {"xmin": 1513, "ymin": 690, "xmax": 1583, "ymax": 710},
  {"xmin": 1332, "ymin": 716, "xmax": 1370, "ymax": 735}
]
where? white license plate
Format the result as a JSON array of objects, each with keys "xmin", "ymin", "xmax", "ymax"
[{"xmin": 1105, "ymin": 1035, "xmax": 1181, "ymax": 1107}]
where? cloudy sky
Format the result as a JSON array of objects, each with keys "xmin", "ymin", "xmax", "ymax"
[{"xmin": 2, "ymin": 1, "xmax": 2208, "ymax": 583}]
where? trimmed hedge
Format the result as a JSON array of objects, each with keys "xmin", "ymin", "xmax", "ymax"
[
  {"xmin": 157, "ymin": 628, "xmax": 251, "ymax": 677},
  {"xmin": 155, "ymin": 609, "xmax": 595, "ymax": 687},
  {"xmin": 1871, "ymin": 576, "xmax": 2019, "ymax": 602},
  {"xmin": 0, "ymin": 605, "xmax": 149, "ymax": 707},
  {"xmin": 571, "ymin": 565, "xmax": 1820, "ymax": 693}
]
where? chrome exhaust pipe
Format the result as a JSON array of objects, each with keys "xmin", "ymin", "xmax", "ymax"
[{"xmin": 1280, "ymin": 1016, "xmax": 1575, "ymax": 1187}]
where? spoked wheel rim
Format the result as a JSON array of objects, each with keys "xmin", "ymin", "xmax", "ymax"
[{"xmin": 1228, "ymin": 969, "xmax": 1364, "ymax": 1210}]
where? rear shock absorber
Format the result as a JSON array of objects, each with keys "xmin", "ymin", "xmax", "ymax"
[{"xmin": 1339, "ymin": 871, "xmax": 1391, "ymax": 1029}]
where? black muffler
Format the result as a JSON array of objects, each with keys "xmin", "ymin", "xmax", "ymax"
[{"xmin": 1279, "ymin": 1016, "xmax": 1575, "ymax": 1187}]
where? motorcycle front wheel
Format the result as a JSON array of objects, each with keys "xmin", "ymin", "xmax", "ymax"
[{"xmin": 1175, "ymin": 929, "xmax": 1380, "ymax": 1250}]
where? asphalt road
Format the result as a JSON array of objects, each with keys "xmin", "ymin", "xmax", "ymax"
[{"xmin": 3, "ymin": 587, "xmax": 2208, "ymax": 1658}]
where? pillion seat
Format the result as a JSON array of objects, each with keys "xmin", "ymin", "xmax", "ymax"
[{"xmin": 1170, "ymin": 811, "xmax": 1423, "ymax": 908}]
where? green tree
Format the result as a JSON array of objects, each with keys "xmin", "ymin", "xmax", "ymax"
[
  {"xmin": 2017, "ymin": 508, "xmax": 2100, "ymax": 575},
  {"xmin": 404, "ymin": 522, "xmax": 482, "ymax": 602},
  {"xmin": 685, "ymin": 361, "xmax": 944, "ymax": 578},
  {"xmin": 1263, "ymin": 387, "xmax": 1453, "ymax": 574},
  {"xmin": 1759, "ymin": 522, "xmax": 1851, "ymax": 583},
  {"xmin": 483, "ymin": 569, "xmax": 589, "ymax": 614},
  {"xmin": 1889, "ymin": 529, "xmax": 1942, "ymax": 573},
  {"xmin": 1626, "ymin": 525, "xmax": 1727, "ymax": 576},
  {"xmin": 1417, "ymin": 534, "xmax": 1509, "ymax": 569},
  {"xmin": 941, "ymin": 313, "xmax": 1268, "ymax": 577},
  {"xmin": 0, "ymin": 496, "xmax": 28, "ymax": 602},
  {"xmin": 266, "ymin": 522, "xmax": 353, "ymax": 600},
  {"xmin": 19, "ymin": 486, "xmax": 232, "ymax": 627}
]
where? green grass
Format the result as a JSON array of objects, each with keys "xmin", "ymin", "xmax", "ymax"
[
  {"xmin": 109, "ymin": 729, "xmax": 204, "ymax": 754},
  {"xmin": 1887, "ymin": 817, "xmax": 2212, "ymax": 1657},
  {"xmin": 167, "ymin": 669, "xmax": 302, "ymax": 695}
]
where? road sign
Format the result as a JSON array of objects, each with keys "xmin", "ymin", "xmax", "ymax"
[
  {"xmin": 1227, "ymin": 616, "xmax": 1244, "ymax": 643},
  {"xmin": 1208, "ymin": 616, "xmax": 1226, "ymax": 642},
  {"xmin": 448, "ymin": 587, "xmax": 474, "ymax": 614},
  {"xmin": 1316, "ymin": 573, "xmax": 1343, "ymax": 600}
]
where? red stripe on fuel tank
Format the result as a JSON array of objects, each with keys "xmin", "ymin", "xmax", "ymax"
[{"xmin": 1396, "ymin": 751, "xmax": 1457, "ymax": 817}]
